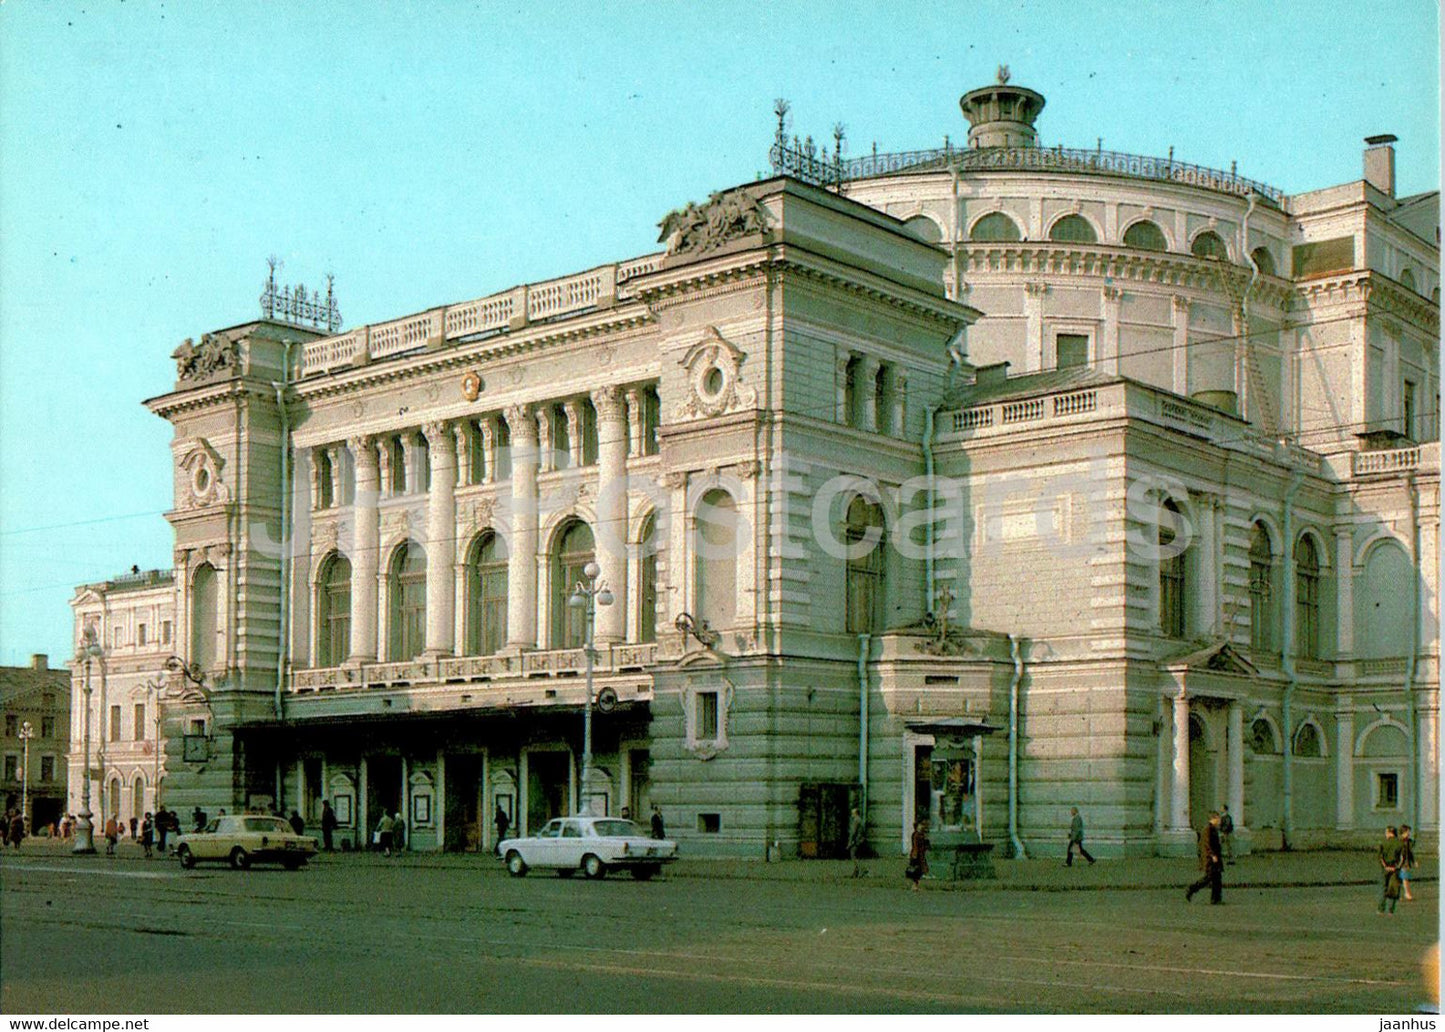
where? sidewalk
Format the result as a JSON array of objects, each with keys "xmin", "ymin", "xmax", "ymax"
[{"xmin": 3, "ymin": 835, "xmax": 1432, "ymax": 892}]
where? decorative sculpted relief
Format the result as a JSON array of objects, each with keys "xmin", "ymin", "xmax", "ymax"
[
  {"xmin": 676, "ymin": 327, "xmax": 758, "ymax": 421},
  {"xmin": 171, "ymin": 332, "xmax": 241, "ymax": 383},
  {"xmin": 176, "ymin": 439, "xmax": 231, "ymax": 509},
  {"xmin": 658, "ymin": 188, "xmax": 772, "ymax": 256}
]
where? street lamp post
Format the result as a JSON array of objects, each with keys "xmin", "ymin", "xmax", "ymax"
[
  {"xmin": 18, "ymin": 720, "xmax": 34, "ymax": 833},
  {"xmin": 145, "ymin": 680, "xmax": 164, "ymax": 813},
  {"xmin": 73, "ymin": 634, "xmax": 103, "ymax": 854},
  {"xmin": 568, "ymin": 561, "xmax": 613, "ymax": 816}
]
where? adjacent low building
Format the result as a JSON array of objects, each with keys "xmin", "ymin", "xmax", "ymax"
[
  {"xmin": 77, "ymin": 74, "xmax": 1438, "ymax": 858},
  {"xmin": 1, "ymin": 655, "xmax": 71, "ymax": 831}
]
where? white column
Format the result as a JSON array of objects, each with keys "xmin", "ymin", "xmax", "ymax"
[
  {"xmin": 858, "ymin": 356, "xmax": 881, "ymax": 432},
  {"xmin": 1171, "ymin": 692, "xmax": 1191, "ymax": 830},
  {"xmin": 624, "ymin": 389, "xmax": 643, "ymax": 457},
  {"xmin": 328, "ymin": 445, "xmax": 343, "ymax": 504},
  {"xmin": 423, "ymin": 421, "xmax": 457, "ymax": 657},
  {"xmin": 536, "ymin": 408, "xmax": 554, "ymax": 473},
  {"xmin": 349, "ymin": 435, "xmax": 379, "ymax": 662},
  {"xmin": 481, "ymin": 418, "xmax": 497, "ymax": 484},
  {"xmin": 1171, "ymin": 295, "xmax": 1189, "ymax": 396},
  {"xmin": 1227, "ymin": 701, "xmax": 1245, "ymax": 829},
  {"xmin": 836, "ymin": 352, "xmax": 853, "ymax": 423},
  {"xmin": 1335, "ymin": 528, "xmax": 1355, "ymax": 656},
  {"xmin": 564, "ymin": 401, "xmax": 584, "ymax": 469},
  {"xmin": 506, "ymin": 405, "xmax": 539, "ymax": 649},
  {"xmin": 1194, "ymin": 496, "xmax": 1218, "ymax": 636},
  {"xmin": 1335, "ymin": 700, "xmax": 1354, "ymax": 829},
  {"xmin": 377, "ymin": 436, "xmax": 394, "ymax": 498},
  {"xmin": 592, "ymin": 386, "xmax": 627, "ymax": 644},
  {"xmin": 452, "ymin": 424, "xmax": 471, "ymax": 488},
  {"xmin": 893, "ymin": 370, "xmax": 909, "ymax": 438}
]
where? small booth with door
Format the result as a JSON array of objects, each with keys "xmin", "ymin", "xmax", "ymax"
[{"xmin": 908, "ymin": 719, "xmax": 998, "ymax": 879}]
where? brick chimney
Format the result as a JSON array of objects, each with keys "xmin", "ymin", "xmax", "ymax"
[
  {"xmin": 1364, "ymin": 135, "xmax": 1397, "ymax": 197},
  {"xmin": 30, "ymin": 654, "xmax": 48, "ymax": 671}
]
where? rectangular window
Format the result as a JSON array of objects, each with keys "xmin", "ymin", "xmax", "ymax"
[
  {"xmin": 3, "ymin": 755, "xmax": 16, "ymax": 780},
  {"xmin": 697, "ymin": 692, "xmax": 719, "ymax": 741},
  {"xmin": 134, "ymin": 704, "xmax": 146, "ymax": 741},
  {"xmin": 697, "ymin": 813, "xmax": 721, "ymax": 834},
  {"xmin": 137, "ymin": 624, "xmax": 148, "ymax": 646},
  {"xmin": 162, "ymin": 621, "xmax": 172, "ymax": 645},
  {"xmin": 1377, "ymin": 772, "xmax": 1399, "ymax": 809},
  {"xmin": 581, "ymin": 402, "xmax": 598, "ymax": 466},
  {"xmin": 642, "ymin": 387, "xmax": 661, "ymax": 456},
  {"xmin": 41, "ymin": 716, "xmax": 55, "ymax": 739},
  {"xmin": 1056, "ymin": 333, "xmax": 1089, "ymax": 370},
  {"xmin": 4, "ymin": 715, "xmax": 15, "ymax": 737},
  {"xmin": 190, "ymin": 718, "xmax": 207, "ymax": 736},
  {"xmin": 40, "ymin": 756, "xmax": 55, "ymax": 782},
  {"xmin": 110, "ymin": 705, "xmax": 122, "ymax": 742}
]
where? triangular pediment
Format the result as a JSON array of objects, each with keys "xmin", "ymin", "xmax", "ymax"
[{"xmin": 1160, "ymin": 640, "xmax": 1259, "ymax": 677}]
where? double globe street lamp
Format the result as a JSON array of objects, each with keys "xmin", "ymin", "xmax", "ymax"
[
  {"xmin": 18, "ymin": 720, "xmax": 34, "ymax": 834},
  {"xmin": 567, "ymin": 561, "xmax": 612, "ymax": 816},
  {"xmin": 73, "ymin": 632, "xmax": 104, "ymax": 854}
]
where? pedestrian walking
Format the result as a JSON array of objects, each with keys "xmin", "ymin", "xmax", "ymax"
[
  {"xmin": 8, "ymin": 811, "xmax": 25, "ymax": 850},
  {"xmin": 192, "ymin": 806, "xmax": 208, "ymax": 833},
  {"xmin": 376, "ymin": 811, "xmax": 395, "ymax": 856},
  {"xmin": 906, "ymin": 819, "xmax": 930, "ymax": 891},
  {"xmin": 0, "ymin": 810, "xmax": 10, "ymax": 847},
  {"xmin": 494, "ymin": 803, "xmax": 510, "ymax": 855},
  {"xmin": 288, "ymin": 810, "xmax": 305, "ymax": 836},
  {"xmin": 1399, "ymin": 825, "xmax": 1416, "ymax": 902},
  {"xmin": 140, "ymin": 813, "xmax": 154, "ymax": 859},
  {"xmin": 1378, "ymin": 825, "xmax": 1404, "ymax": 914},
  {"xmin": 391, "ymin": 811, "xmax": 406, "ymax": 855},
  {"xmin": 104, "ymin": 816, "xmax": 119, "ymax": 856},
  {"xmin": 1185, "ymin": 811, "xmax": 1224, "ymax": 904},
  {"xmin": 1065, "ymin": 806, "xmax": 1096, "ymax": 866},
  {"xmin": 129, "ymin": 816, "xmax": 138, "ymax": 840},
  {"xmin": 650, "ymin": 805, "xmax": 665, "ymax": 840},
  {"xmin": 848, "ymin": 807, "xmax": 866, "ymax": 877},
  {"xmin": 156, "ymin": 809, "xmax": 170, "ymax": 855},
  {"xmin": 1219, "ymin": 805, "xmax": 1235, "ymax": 863},
  {"xmin": 320, "ymin": 801, "xmax": 337, "ymax": 851}
]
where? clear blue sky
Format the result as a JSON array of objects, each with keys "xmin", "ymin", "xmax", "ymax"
[{"xmin": 0, "ymin": 0, "xmax": 1439, "ymax": 666}]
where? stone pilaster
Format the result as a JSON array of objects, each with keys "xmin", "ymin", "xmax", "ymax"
[
  {"xmin": 423, "ymin": 420, "xmax": 456, "ymax": 657},
  {"xmin": 1335, "ymin": 700, "xmax": 1354, "ymax": 829},
  {"xmin": 592, "ymin": 386, "xmax": 627, "ymax": 644},
  {"xmin": 1335, "ymin": 528, "xmax": 1355, "ymax": 656},
  {"xmin": 624, "ymin": 389, "xmax": 643, "ymax": 457},
  {"xmin": 348, "ymin": 435, "xmax": 379, "ymax": 662},
  {"xmin": 506, "ymin": 405, "xmax": 539, "ymax": 649},
  {"xmin": 564, "ymin": 400, "xmax": 584, "ymax": 468},
  {"xmin": 480, "ymin": 418, "xmax": 497, "ymax": 484},
  {"xmin": 858, "ymin": 356, "xmax": 881, "ymax": 432},
  {"xmin": 1101, "ymin": 284, "xmax": 1123, "ymax": 376},
  {"xmin": 1171, "ymin": 693, "xmax": 1191, "ymax": 831},
  {"xmin": 1227, "ymin": 701, "xmax": 1245, "ymax": 830},
  {"xmin": 536, "ymin": 408, "xmax": 554, "ymax": 473}
]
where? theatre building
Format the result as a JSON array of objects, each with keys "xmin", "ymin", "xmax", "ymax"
[{"xmin": 108, "ymin": 75, "xmax": 1436, "ymax": 857}]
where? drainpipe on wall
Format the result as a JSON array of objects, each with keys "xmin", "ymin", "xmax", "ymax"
[
  {"xmin": 857, "ymin": 633, "xmax": 870, "ymax": 823},
  {"xmin": 1405, "ymin": 472, "xmax": 1421, "ymax": 830},
  {"xmin": 272, "ymin": 339, "xmax": 296, "ymax": 723},
  {"xmin": 1279, "ymin": 468, "xmax": 1304, "ymax": 849},
  {"xmin": 1007, "ymin": 633, "xmax": 1028, "ymax": 859}
]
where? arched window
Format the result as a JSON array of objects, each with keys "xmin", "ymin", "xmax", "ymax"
[
  {"xmin": 191, "ymin": 563, "xmax": 219, "ymax": 671},
  {"xmin": 1293, "ymin": 722, "xmax": 1322, "ymax": 758},
  {"xmin": 465, "ymin": 533, "xmax": 508, "ymax": 656},
  {"xmin": 553, "ymin": 521, "xmax": 595, "ymax": 648},
  {"xmin": 1294, "ymin": 536, "xmax": 1321, "ymax": 659},
  {"xmin": 1248, "ymin": 718, "xmax": 1278, "ymax": 755},
  {"xmin": 903, "ymin": 215, "xmax": 942, "ymax": 243},
  {"xmin": 1159, "ymin": 500, "xmax": 1186, "ymax": 639},
  {"xmin": 1399, "ymin": 267, "xmax": 1417, "ymax": 293},
  {"xmin": 970, "ymin": 212, "xmax": 1022, "ymax": 242},
  {"xmin": 1123, "ymin": 220, "xmax": 1167, "ymax": 251},
  {"xmin": 844, "ymin": 496, "xmax": 886, "ymax": 634},
  {"xmin": 1250, "ymin": 247, "xmax": 1276, "ymax": 277},
  {"xmin": 1049, "ymin": 214, "xmax": 1097, "ymax": 244},
  {"xmin": 1191, "ymin": 231, "xmax": 1229, "ymax": 261},
  {"xmin": 108, "ymin": 777, "xmax": 122, "ymax": 822},
  {"xmin": 388, "ymin": 541, "xmax": 427, "ymax": 661},
  {"xmin": 695, "ymin": 490, "xmax": 738, "ymax": 632},
  {"xmin": 638, "ymin": 515, "xmax": 658, "ymax": 644},
  {"xmin": 318, "ymin": 554, "xmax": 352, "ymax": 667},
  {"xmin": 1248, "ymin": 523, "xmax": 1275, "ymax": 652}
]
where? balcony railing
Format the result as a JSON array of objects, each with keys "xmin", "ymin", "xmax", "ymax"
[
  {"xmin": 299, "ymin": 253, "xmax": 664, "ymax": 378},
  {"xmin": 1352, "ymin": 446, "xmax": 1422, "ymax": 477},
  {"xmin": 769, "ymin": 137, "xmax": 1285, "ymax": 205},
  {"xmin": 290, "ymin": 643, "xmax": 660, "ymax": 694}
]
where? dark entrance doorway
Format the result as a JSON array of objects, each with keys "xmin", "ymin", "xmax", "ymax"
[
  {"xmin": 366, "ymin": 755, "xmax": 402, "ymax": 848},
  {"xmin": 797, "ymin": 782, "xmax": 858, "ymax": 859},
  {"xmin": 444, "ymin": 753, "xmax": 484, "ymax": 852},
  {"xmin": 526, "ymin": 751, "xmax": 570, "ymax": 834}
]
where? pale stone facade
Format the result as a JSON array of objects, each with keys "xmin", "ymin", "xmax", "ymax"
[{"xmin": 87, "ymin": 77, "xmax": 1436, "ymax": 858}]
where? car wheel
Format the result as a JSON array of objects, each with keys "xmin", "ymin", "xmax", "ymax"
[
  {"xmin": 229, "ymin": 847, "xmax": 251, "ymax": 870},
  {"xmin": 505, "ymin": 850, "xmax": 528, "ymax": 877},
  {"xmin": 582, "ymin": 853, "xmax": 606, "ymax": 880},
  {"xmin": 177, "ymin": 846, "xmax": 196, "ymax": 870},
  {"xmin": 630, "ymin": 864, "xmax": 659, "ymax": 881}
]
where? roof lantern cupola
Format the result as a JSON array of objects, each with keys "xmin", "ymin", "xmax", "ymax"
[{"xmin": 959, "ymin": 66, "xmax": 1046, "ymax": 149}]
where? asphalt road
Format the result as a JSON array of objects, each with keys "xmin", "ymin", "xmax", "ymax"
[{"xmin": 0, "ymin": 854, "xmax": 1435, "ymax": 1014}]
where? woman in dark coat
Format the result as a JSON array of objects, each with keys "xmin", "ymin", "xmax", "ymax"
[{"xmin": 906, "ymin": 820, "xmax": 930, "ymax": 891}]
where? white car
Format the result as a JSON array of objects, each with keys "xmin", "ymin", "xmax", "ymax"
[
  {"xmin": 500, "ymin": 816, "xmax": 678, "ymax": 880},
  {"xmin": 174, "ymin": 814, "xmax": 318, "ymax": 870}
]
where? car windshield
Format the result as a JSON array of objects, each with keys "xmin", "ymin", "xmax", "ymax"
[
  {"xmin": 536, "ymin": 821, "xmax": 563, "ymax": 839},
  {"xmin": 591, "ymin": 819, "xmax": 642, "ymax": 837},
  {"xmin": 243, "ymin": 817, "xmax": 292, "ymax": 833}
]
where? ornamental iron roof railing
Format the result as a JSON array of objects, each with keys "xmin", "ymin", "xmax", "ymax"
[{"xmin": 768, "ymin": 129, "xmax": 1285, "ymax": 207}]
